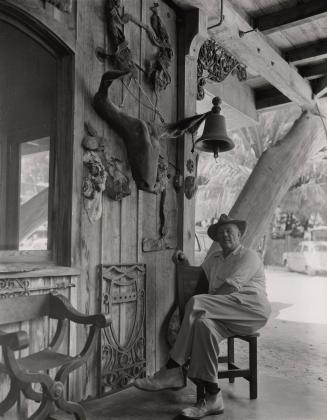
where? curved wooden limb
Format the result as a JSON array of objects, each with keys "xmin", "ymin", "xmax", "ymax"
[
  {"xmin": 3, "ymin": 346, "xmax": 53, "ymax": 390},
  {"xmin": 28, "ymin": 391, "xmax": 54, "ymax": 420},
  {"xmin": 55, "ymin": 396, "xmax": 86, "ymax": 420},
  {"xmin": 55, "ymin": 326, "xmax": 100, "ymax": 385},
  {"xmin": 48, "ymin": 318, "xmax": 68, "ymax": 352},
  {"xmin": 49, "ymin": 294, "xmax": 111, "ymax": 328},
  {"xmin": 21, "ymin": 383, "xmax": 42, "ymax": 403},
  {"xmin": 0, "ymin": 376, "xmax": 19, "ymax": 415}
]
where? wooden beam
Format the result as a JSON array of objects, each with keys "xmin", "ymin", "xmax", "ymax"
[
  {"xmin": 298, "ymin": 62, "xmax": 327, "ymax": 79},
  {"xmin": 177, "ymin": 8, "xmax": 207, "ymax": 261},
  {"xmin": 202, "ymin": 76, "xmax": 258, "ymax": 129},
  {"xmin": 254, "ymin": 0, "xmax": 327, "ymax": 35},
  {"xmin": 255, "ymin": 86, "xmax": 291, "ymax": 111},
  {"xmin": 312, "ymin": 76, "xmax": 327, "ymax": 98},
  {"xmin": 19, "ymin": 188, "xmax": 48, "ymax": 242},
  {"xmin": 209, "ymin": 1, "xmax": 314, "ymax": 109},
  {"xmin": 284, "ymin": 40, "xmax": 327, "ymax": 65}
]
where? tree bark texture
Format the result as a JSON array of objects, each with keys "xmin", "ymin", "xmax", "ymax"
[{"xmin": 220, "ymin": 110, "xmax": 326, "ymax": 249}]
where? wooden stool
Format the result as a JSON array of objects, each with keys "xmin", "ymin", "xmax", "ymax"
[{"xmin": 174, "ymin": 255, "xmax": 259, "ymax": 399}]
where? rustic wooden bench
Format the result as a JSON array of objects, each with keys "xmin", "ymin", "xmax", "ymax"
[
  {"xmin": 174, "ymin": 253, "xmax": 259, "ymax": 400},
  {"xmin": 0, "ymin": 293, "xmax": 111, "ymax": 419}
]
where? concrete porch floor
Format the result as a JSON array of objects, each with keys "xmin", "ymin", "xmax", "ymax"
[
  {"xmin": 55, "ymin": 268, "xmax": 327, "ymax": 420},
  {"xmin": 56, "ymin": 373, "xmax": 327, "ymax": 420}
]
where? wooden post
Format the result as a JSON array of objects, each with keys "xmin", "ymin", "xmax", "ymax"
[
  {"xmin": 177, "ymin": 8, "xmax": 207, "ymax": 262},
  {"xmin": 228, "ymin": 110, "xmax": 326, "ymax": 248}
]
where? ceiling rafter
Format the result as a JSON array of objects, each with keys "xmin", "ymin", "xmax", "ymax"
[
  {"xmin": 208, "ymin": 0, "xmax": 315, "ymax": 109},
  {"xmin": 254, "ymin": 0, "xmax": 327, "ymax": 35}
]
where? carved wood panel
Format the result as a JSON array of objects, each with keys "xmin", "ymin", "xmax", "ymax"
[{"xmin": 99, "ymin": 264, "xmax": 146, "ymax": 395}]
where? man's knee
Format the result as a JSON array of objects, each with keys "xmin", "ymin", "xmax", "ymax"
[
  {"xmin": 185, "ymin": 295, "xmax": 197, "ymax": 312},
  {"xmin": 194, "ymin": 317, "xmax": 212, "ymax": 332}
]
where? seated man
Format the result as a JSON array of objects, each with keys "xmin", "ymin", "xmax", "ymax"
[{"xmin": 134, "ymin": 214, "xmax": 271, "ymax": 419}]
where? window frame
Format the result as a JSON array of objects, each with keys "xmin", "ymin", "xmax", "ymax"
[{"xmin": 0, "ymin": 6, "xmax": 74, "ymax": 266}]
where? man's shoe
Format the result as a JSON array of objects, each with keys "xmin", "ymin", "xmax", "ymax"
[
  {"xmin": 133, "ymin": 366, "xmax": 186, "ymax": 392},
  {"xmin": 180, "ymin": 391, "xmax": 224, "ymax": 419}
]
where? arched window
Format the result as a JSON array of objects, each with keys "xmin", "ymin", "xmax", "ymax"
[{"xmin": 0, "ymin": 6, "xmax": 73, "ymax": 265}]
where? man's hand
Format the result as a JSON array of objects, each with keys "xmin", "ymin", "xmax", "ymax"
[
  {"xmin": 211, "ymin": 282, "xmax": 237, "ymax": 295},
  {"xmin": 173, "ymin": 250, "xmax": 190, "ymax": 266}
]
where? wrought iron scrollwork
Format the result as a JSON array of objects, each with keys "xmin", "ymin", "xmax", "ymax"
[
  {"xmin": 99, "ymin": 264, "xmax": 146, "ymax": 395},
  {"xmin": 197, "ymin": 39, "xmax": 247, "ymax": 100}
]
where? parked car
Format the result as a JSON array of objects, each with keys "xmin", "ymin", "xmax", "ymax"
[
  {"xmin": 282, "ymin": 241, "xmax": 327, "ymax": 275},
  {"xmin": 194, "ymin": 228, "xmax": 213, "ymax": 265}
]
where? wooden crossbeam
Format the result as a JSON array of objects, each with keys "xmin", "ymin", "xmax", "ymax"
[
  {"xmin": 208, "ymin": 1, "xmax": 314, "ymax": 109},
  {"xmin": 255, "ymin": 86, "xmax": 291, "ymax": 111},
  {"xmin": 284, "ymin": 40, "xmax": 327, "ymax": 65},
  {"xmin": 254, "ymin": 0, "xmax": 327, "ymax": 35}
]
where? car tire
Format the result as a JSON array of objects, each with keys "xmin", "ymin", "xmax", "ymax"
[
  {"xmin": 305, "ymin": 266, "xmax": 316, "ymax": 276},
  {"xmin": 283, "ymin": 260, "xmax": 291, "ymax": 271}
]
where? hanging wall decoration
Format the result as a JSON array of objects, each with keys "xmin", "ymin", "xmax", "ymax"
[
  {"xmin": 82, "ymin": 151, "xmax": 107, "ymax": 223},
  {"xmin": 96, "ymin": 0, "xmax": 136, "ymax": 74},
  {"xmin": 97, "ymin": 1, "xmax": 173, "ymax": 97},
  {"xmin": 137, "ymin": 2, "xmax": 173, "ymax": 93},
  {"xmin": 99, "ymin": 264, "xmax": 146, "ymax": 395},
  {"xmin": 197, "ymin": 39, "xmax": 247, "ymax": 100},
  {"xmin": 184, "ymin": 154, "xmax": 199, "ymax": 200},
  {"xmin": 93, "ymin": 70, "xmax": 208, "ymax": 194},
  {"xmin": 82, "ymin": 122, "xmax": 131, "ymax": 223}
]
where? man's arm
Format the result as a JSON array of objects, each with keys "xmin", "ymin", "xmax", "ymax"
[
  {"xmin": 194, "ymin": 269, "xmax": 209, "ymax": 295},
  {"xmin": 223, "ymin": 249, "xmax": 261, "ymax": 291}
]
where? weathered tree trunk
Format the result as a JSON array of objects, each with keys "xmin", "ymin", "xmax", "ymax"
[{"xmin": 226, "ymin": 110, "xmax": 326, "ymax": 249}]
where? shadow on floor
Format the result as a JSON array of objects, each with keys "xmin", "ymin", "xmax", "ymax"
[{"xmin": 54, "ymin": 374, "xmax": 327, "ymax": 420}]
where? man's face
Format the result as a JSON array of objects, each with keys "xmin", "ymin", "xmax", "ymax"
[{"xmin": 216, "ymin": 223, "xmax": 241, "ymax": 252}]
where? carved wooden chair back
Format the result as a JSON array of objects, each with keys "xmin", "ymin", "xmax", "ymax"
[
  {"xmin": 176, "ymin": 264, "xmax": 202, "ymax": 320},
  {"xmin": 0, "ymin": 294, "xmax": 51, "ymax": 325}
]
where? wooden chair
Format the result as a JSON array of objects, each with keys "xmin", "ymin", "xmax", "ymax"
[
  {"xmin": 0, "ymin": 293, "xmax": 111, "ymax": 419},
  {"xmin": 175, "ymin": 255, "xmax": 259, "ymax": 400}
]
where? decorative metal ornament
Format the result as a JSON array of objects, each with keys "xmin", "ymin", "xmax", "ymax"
[
  {"xmin": 197, "ymin": 39, "xmax": 247, "ymax": 100},
  {"xmin": 45, "ymin": 0, "xmax": 72, "ymax": 13},
  {"xmin": 99, "ymin": 264, "xmax": 146, "ymax": 395},
  {"xmin": 194, "ymin": 96, "xmax": 234, "ymax": 159}
]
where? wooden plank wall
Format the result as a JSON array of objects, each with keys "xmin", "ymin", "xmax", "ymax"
[
  {"xmin": 72, "ymin": 0, "xmax": 180, "ymax": 399},
  {"xmin": 1, "ymin": 0, "xmax": 192, "ymax": 405}
]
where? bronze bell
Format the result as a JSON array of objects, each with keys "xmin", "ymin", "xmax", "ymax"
[{"xmin": 195, "ymin": 96, "xmax": 234, "ymax": 159}]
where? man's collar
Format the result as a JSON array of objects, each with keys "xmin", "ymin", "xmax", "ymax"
[
  {"xmin": 217, "ymin": 244, "xmax": 243, "ymax": 259},
  {"xmin": 231, "ymin": 244, "xmax": 243, "ymax": 255}
]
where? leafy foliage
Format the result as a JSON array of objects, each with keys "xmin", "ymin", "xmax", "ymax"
[{"xmin": 195, "ymin": 101, "xmax": 327, "ymax": 224}]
